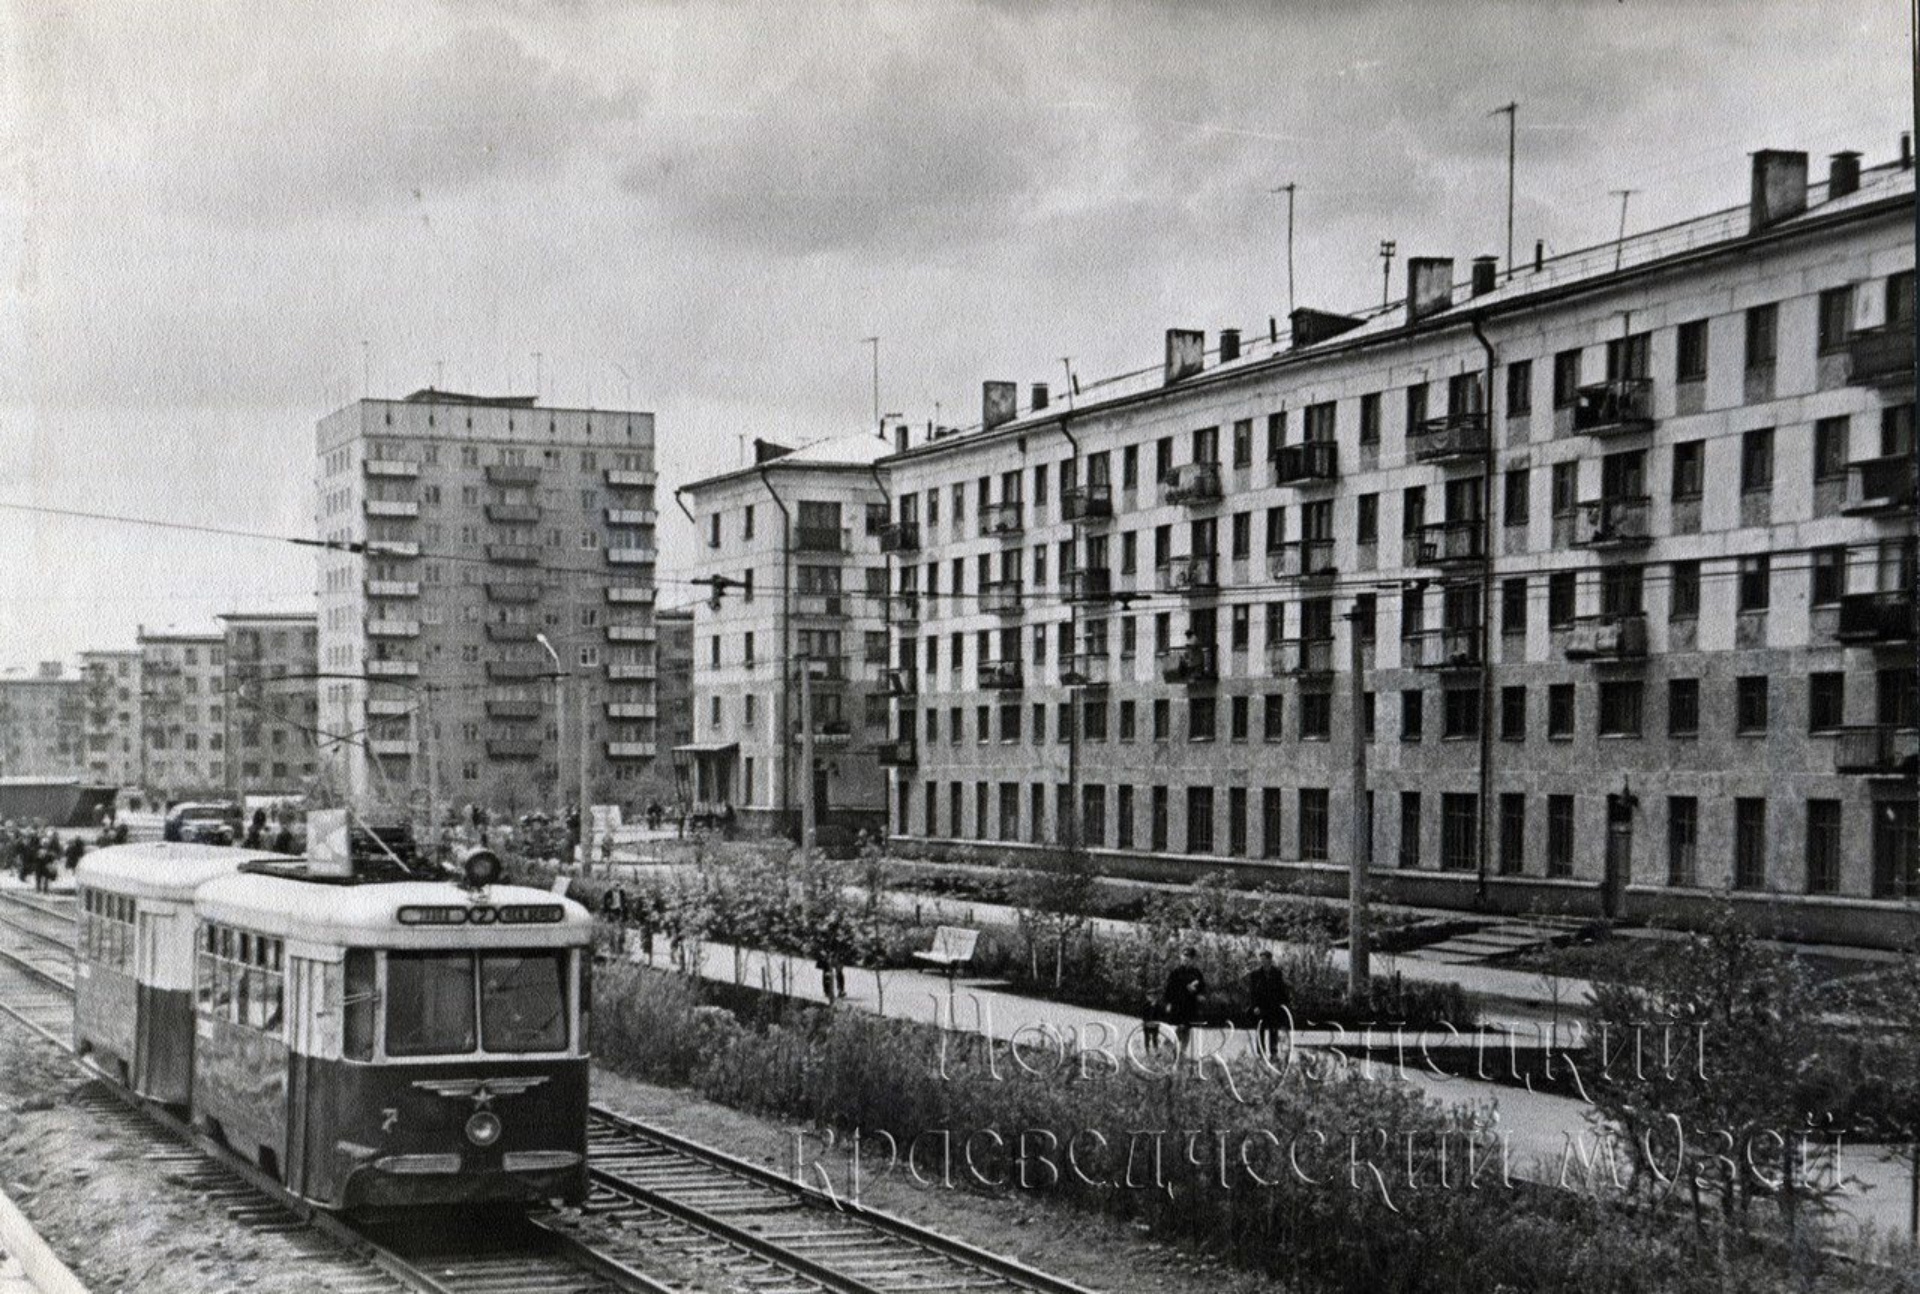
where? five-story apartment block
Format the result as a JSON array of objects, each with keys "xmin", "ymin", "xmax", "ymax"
[{"xmin": 219, "ymin": 612, "xmax": 319, "ymax": 799}]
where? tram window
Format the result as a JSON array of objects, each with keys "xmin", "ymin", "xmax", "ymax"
[
  {"xmin": 385, "ymin": 953, "xmax": 477, "ymax": 1056},
  {"xmin": 343, "ymin": 951, "xmax": 376, "ymax": 1061},
  {"xmin": 480, "ymin": 953, "xmax": 568, "ymax": 1053}
]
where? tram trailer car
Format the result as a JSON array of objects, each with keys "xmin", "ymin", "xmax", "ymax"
[{"xmin": 75, "ymin": 845, "xmax": 595, "ymax": 1214}]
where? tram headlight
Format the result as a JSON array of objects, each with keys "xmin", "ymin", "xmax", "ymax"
[{"xmin": 465, "ymin": 1110, "xmax": 503, "ymax": 1148}]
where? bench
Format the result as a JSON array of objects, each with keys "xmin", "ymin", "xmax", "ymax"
[{"xmin": 911, "ymin": 926, "xmax": 980, "ymax": 980}]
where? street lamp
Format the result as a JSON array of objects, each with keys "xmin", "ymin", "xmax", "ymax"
[{"xmin": 536, "ymin": 633, "xmax": 591, "ymax": 870}]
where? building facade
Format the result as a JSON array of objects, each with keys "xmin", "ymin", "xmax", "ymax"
[
  {"xmin": 0, "ymin": 663, "xmax": 85, "ymax": 780},
  {"xmin": 79, "ymin": 649, "xmax": 142, "ymax": 789},
  {"xmin": 137, "ymin": 628, "xmax": 228, "ymax": 802},
  {"xmin": 314, "ymin": 390, "xmax": 660, "ymax": 817},
  {"xmin": 690, "ymin": 148, "xmax": 1917, "ymax": 945},
  {"xmin": 679, "ymin": 436, "xmax": 893, "ymax": 836},
  {"xmin": 655, "ymin": 606, "xmax": 696, "ymax": 800},
  {"xmin": 220, "ymin": 612, "xmax": 319, "ymax": 799}
]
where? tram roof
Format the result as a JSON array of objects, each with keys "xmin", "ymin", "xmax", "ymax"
[
  {"xmin": 191, "ymin": 874, "xmax": 592, "ymax": 948},
  {"xmin": 75, "ymin": 843, "xmax": 283, "ymax": 901}
]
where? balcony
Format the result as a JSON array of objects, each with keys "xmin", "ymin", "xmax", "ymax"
[
  {"xmin": 1271, "ymin": 441, "xmax": 1339, "ymax": 486},
  {"xmin": 1573, "ymin": 496, "xmax": 1652, "ymax": 550},
  {"xmin": 794, "ymin": 592, "xmax": 847, "ymax": 619},
  {"xmin": 1157, "ymin": 554, "xmax": 1220, "ymax": 595},
  {"xmin": 369, "ymin": 738, "xmax": 414, "ymax": 758},
  {"xmin": 365, "ymin": 659, "xmax": 420, "ymax": 679},
  {"xmin": 487, "ymin": 661, "xmax": 552, "ymax": 682},
  {"xmin": 486, "ymin": 582, "xmax": 541, "ymax": 603},
  {"xmin": 1835, "ymin": 591, "xmax": 1914, "ymax": 644},
  {"xmin": 363, "ymin": 459, "xmax": 419, "ymax": 478},
  {"xmin": 365, "ymin": 619, "xmax": 420, "ymax": 638},
  {"xmin": 487, "ymin": 700, "xmax": 542, "ymax": 720},
  {"xmin": 607, "ymin": 702, "xmax": 657, "ymax": 720},
  {"xmin": 798, "ymin": 655, "xmax": 850, "ymax": 685},
  {"xmin": 980, "ymin": 502, "xmax": 1025, "ymax": 539},
  {"xmin": 1572, "ymin": 378, "xmax": 1656, "ymax": 438},
  {"xmin": 1834, "ymin": 725, "xmax": 1920, "ymax": 777},
  {"xmin": 486, "ymin": 543, "xmax": 538, "ymax": 566},
  {"xmin": 486, "ymin": 465, "xmax": 541, "ymax": 486},
  {"xmin": 1160, "ymin": 643, "xmax": 1219, "ymax": 686},
  {"xmin": 607, "ymin": 624, "xmax": 655, "ymax": 644},
  {"xmin": 795, "ymin": 526, "xmax": 851, "ymax": 554},
  {"xmin": 981, "ymin": 660, "xmax": 1024, "ymax": 690},
  {"xmin": 878, "ymin": 521, "xmax": 921, "ymax": 553},
  {"xmin": 1842, "ymin": 457, "xmax": 1915, "ymax": 516},
  {"xmin": 1405, "ymin": 627, "xmax": 1484, "ymax": 671},
  {"xmin": 792, "ymin": 719, "xmax": 853, "ymax": 747},
  {"xmin": 606, "ymin": 741, "xmax": 657, "ymax": 759},
  {"xmin": 1268, "ymin": 538, "xmax": 1336, "ymax": 581},
  {"xmin": 884, "ymin": 667, "xmax": 918, "ymax": 696},
  {"xmin": 604, "ymin": 467, "xmax": 654, "ymax": 488},
  {"xmin": 1563, "ymin": 613, "xmax": 1649, "ymax": 662},
  {"xmin": 982, "ymin": 581, "xmax": 1025, "ymax": 616},
  {"xmin": 1063, "ymin": 483, "xmax": 1114, "ymax": 523},
  {"xmin": 366, "ymin": 699, "xmax": 412, "ymax": 718},
  {"xmin": 607, "ymin": 585, "xmax": 654, "ymax": 605},
  {"xmin": 1063, "ymin": 653, "xmax": 1112, "ymax": 688},
  {"xmin": 889, "ymin": 593, "xmax": 920, "ymax": 626},
  {"xmin": 366, "ymin": 541, "xmax": 420, "ymax": 558},
  {"xmin": 1417, "ymin": 520, "xmax": 1487, "ymax": 568},
  {"xmin": 607, "ymin": 664, "xmax": 655, "ymax": 681},
  {"xmin": 485, "ymin": 623, "xmax": 536, "ymax": 643},
  {"xmin": 1409, "ymin": 412, "xmax": 1491, "ymax": 464},
  {"xmin": 364, "ymin": 579, "xmax": 419, "ymax": 599},
  {"xmin": 1847, "ymin": 326, "xmax": 1914, "ymax": 388},
  {"xmin": 364, "ymin": 499, "xmax": 420, "ymax": 519},
  {"xmin": 607, "ymin": 507, "xmax": 657, "ymax": 526},
  {"xmin": 484, "ymin": 502, "xmax": 540, "ymax": 525},
  {"xmin": 1069, "ymin": 567, "xmax": 1116, "ymax": 603},
  {"xmin": 606, "ymin": 546, "xmax": 658, "ymax": 565},
  {"xmin": 1268, "ymin": 637, "xmax": 1333, "ymax": 676},
  {"xmin": 486, "ymin": 738, "xmax": 542, "ymax": 761},
  {"xmin": 876, "ymin": 739, "xmax": 918, "ymax": 767},
  {"xmin": 1162, "ymin": 461, "xmax": 1223, "ymax": 506}
]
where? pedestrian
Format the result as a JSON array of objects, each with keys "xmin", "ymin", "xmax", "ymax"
[
  {"xmin": 34, "ymin": 832, "xmax": 58, "ymax": 893},
  {"xmin": 1140, "ymin": 995, "xmax": 1165, "ymax": 1056},
  {"xmin": 244, "ymin": 808, "xmax": 267, "ymax": 849},
  {"xmin": 600, "ymin": 884, "xmax": 630, "ymax": 958},
  {"xmin": 270, "ymin": 822, "xmax": 294, "ymax": 855},
  {"xmin": 646, "ymin": 800, "xmax": 662, "ymax": 832},
  {"xmin": 635, "ymin": 893, "xmax": 658, "ymax": 962},
  {"xmin": 64, "ymin": 834, "xmax": 85, "ymax": 874},
  {"xmin": 1162, "ymin": 947, "xmax": 1206, "ymax": 1059},
  {"xmin": 112, "ymin": 822, "xmax": 130, "ymax": 845},
  {"xmin": 1246, "ymin": 949, "xmax": 1291, "ymax": 1061}
]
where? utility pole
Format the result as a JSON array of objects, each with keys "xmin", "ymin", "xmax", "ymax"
[
  {"xmin": 1346, "ymin": 604, "xmax": 1371, "ymax": 1004},
  {"xmin": 798, "ymin": 661, "xmax": 816, "ymax": 850},
  {"xmin": 423, "ymin": 684, "xmax": 438, "ymax": 860},
  {"xmin": 1491, "ymin": 102, "xmax": 1517, "ymax": 280},
  {"xmin": 1379, "ymin": 240, "xmax": 1397, "ymax": 308},
  {"xmin": 1271, "ymin": 182, "xmax": 1297, "ymax": 317},
  {"xmin": 1609, "ymin": 189, "xmax": 1639, "ymax": 272},
  {"xmin": 578, "ymin": 674, "xmax": 592, "ymax": 874}
]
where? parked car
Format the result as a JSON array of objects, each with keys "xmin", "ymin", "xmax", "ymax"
[{"xmin": 162, "ymin": 801, "xmax": 242, "ymax": 845}]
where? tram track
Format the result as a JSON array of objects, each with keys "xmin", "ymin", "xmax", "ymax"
[{"xmin": 0, "ymin": 887, "xmax": 1099, "ymax": 1294}]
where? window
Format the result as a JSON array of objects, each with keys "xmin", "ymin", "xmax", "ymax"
[
  {"xmin": 1502, "ymin": 577, "xmax": 1527, "ymax": 636},
  {"xmin": 1676, "ymin": 319, "xmax": 1708, "ymax": 382},
  {"xmin": 1189, "ymin": 696, "xmax": 1217, "ymax": 742},
  {"xmin": 1187, "ymin": 787, "xmax": 1214, "ymax": 854},
  {"xmin": 1740, "ymin": 428, "xmax": 1774, "ymax": 493},
  {"xmin": 1118, "ymin": 700, "xmax": 1136, "ymax": 740},
  {"xmin": 1547, "ymin": 572, "xmax": 1576, "ymax": 628},
  {"xmin": 1499, "ymin": 794, "xmax": 1525, "ymax": 875},
  {"xmin": 1547, "ymin": 796, "xmax": 1575, "ymax": 878},
  {"xmin": 1805, "ymin": 546, "xmax": 1844, "ymax": 606},
  {"xmin": 1744, "ymin": 303, "xmax": 1778, "ymax": 370},
  {"xmin": 1668, "ymin": 679, "xmax": 1700, "ymax": 737},
  {"xmin": 1552, "ymin": 349, "xmax": 1582, "ymax": 407},
  {"xmin": 1734, "ymin": 798, "xmax": 1767, "ymax": 889},
  {"xmin": 1598, "ymin": 680, "xmax": 1643, "ymax": 737},
  {"xmin": 1736, "ymin": 676, "xmax": 1769, "ymax": 734},
  {"xmin": 1551, "ymin": 462, "xmax": 1578, "ymax": 516},
  {"xmin": 1262, "ymin": 694, "xmax": 1284, "ymax": 742},
  {"xmin": 1152, "ymin": 698, "xmax": 1170, "ymax": 741},
  {"xmin": 1404, "ymin": 383, "xmax": 1428, "ymax": 431},
  {"xmin": 1356, "ymin": 493, "xmax": 1378, "ymax": 544},
  {"xmin": 1231, "ymin": 512, "xmax": 1252, "ymax": 560},
  {"xmin": 1359, "ymin": 393, "xmax": 1382, "ymax": 445},
  {"xmin": 1117, "ymin": 785, "xmax": 1134, "ymax": 849},
  {"xmin": 1817, "ymin": 287, "xmax": 1853, "ymax": 354},
  {"xmin": 1229, "ymin": 695, "xmax": 1249, "ymax": 742},
  {"xmin": 1503, "ymin": 468, "xmax": 1529, "ymax": 526},
  {"xmin": 1442, "ymin": 688, "xmax": 1479, "ymax": 739},
  {"xmin": 1813, "ymin": 417, "xmax": 1850, "ymax": 482},
  {"xmin": 1226, "ymin": 788, "xmax": 1247, "ymax": 856},
  {"xmin": 1547, "ymin": 683, "xmax": 1575, "ymax": 739},
  {"xmin": 1670, "ymin": 560, "xmax": 1701, "ymax": 619},
  {"xmin": 1668, "ymin": 797, "xmax": 1698, "ymax": 886},
  {"xmin": 1299, "ymin": 690, "xmax": 1331, "ymax": 741},
  {"xmin": 1362, "ymin": 691, "xmax": 1376, "ymax": 740},
  {"xmin": 1299, "ymin": 788, "xmax": 1329, "ymax": 861},
  {"xmin": 976, "ymin": 705, "xmax": 990, "ymax": 744},
  {"xmin": 1261, "ymin": 790, "xmax": 1283, "ymax": 859},
  {"xmin": 1738, "ymin": 556, "xmax": 1770, "ymax": 612},
  {"xmin": 1442, "ymin": 794, "xmax": 1478, "ymax": 871},
  {"xmin": 1400, "ymin": 689, "xmax": 1424, "ymax": 743},
  {"xmin": 1233, "ymin": 419, "xmax": 1253, "ymax": 468},
  {"xmin": 1806, "ymin": 800, "xmax": 1842, "ymax": 895},
  {"xmin": 1808, "ymin": 672, "xmax": 1845, "ymax": 732},
  {"xmin": 1671, "ymin": 441, "xmax": 1704, "ymax": 499},
  {"xmin": 1083, "ymin": 699, "xmax": 1108, "ymax": 742},
  {"xmin": 1398, "ymin": 793, "xmax": 1421, "ymax": 868},
  {"xmin": 1500, "ymin": 686, "xmax": 1526, "ymax": 741},
  {"xmin": 1150, "ymin": 786, "xmax": 1169, "ymax": 851},
  {"xmin": 1506, "ymin": 360, "xmax": 1532, "ymax": 416}
]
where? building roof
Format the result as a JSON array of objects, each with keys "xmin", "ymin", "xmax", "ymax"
[
  {"xmin": 217, "ymin": 611, "xmax": 318, "ymax": 624},
  {"xmin": 681, "ymin": 429, "xmax": 894, "ymax": 495}
]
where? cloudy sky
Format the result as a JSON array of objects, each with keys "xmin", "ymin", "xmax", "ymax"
[{"xmin": 0, "ymin": 0, "xmax": 1908, "ymax": 668}]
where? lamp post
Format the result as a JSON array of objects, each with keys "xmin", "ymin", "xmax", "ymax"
[{"xmin": 536, "ymin": 634, "xmax": 592, "ymax": 872}]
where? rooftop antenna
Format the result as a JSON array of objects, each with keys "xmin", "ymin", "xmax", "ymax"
[
  {"xmin": 360, "ymin": 340, "xmax": 370, "ymax": 398},
  {"xmin": 1060, "ymin": 357, "xmax": 1077, "ymax": 410},
  {"xmin": 1378, "ymin": 240, "xmax": 1397, "ymax": 307},
  {"xmin": 532, "ymin": 351, "xmax": 544, "ymax": 399},
  {"xmin": 1609, "ymin": 189, "xmax": 1639, "ymax": 272},
  {"xmin": 434, "ymin": 359, "xmax": 444, "ymax": 390},
  {"xmin": 1270, "ymin": 182, "xmax": 1297, "ymax": 316},
  {"xmin": 861, "ymin": 336, "xmax": 881, "ymax": 432},
  {"xmin": 1490, "ymin": 102, "xmax": 1517, "ymax": 280},
  {"xmin": 613, "ymin": 362, "xmax": 634, "ymax": 407}
]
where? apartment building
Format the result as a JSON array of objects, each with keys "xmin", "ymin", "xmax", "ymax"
[
  {"xmin": 678, "ymin": 435, "xmax": 893, "ymax": 836},
  {"xmin": 138, "ymin": 628, "xmax": 228, "ymax": 801},
  {"xmin": 692, "ymin": 146, "xmax": 1916, "ymax": 946},
  {"xmin": 219, "ymin": 612, "xmax": 319, "ymax": 799},
  {"xmin": 655, "ymin": 606, "xmax": 696, "ymax": 798},
  {"xmin": 314, "ymin": 390, "xmax": 660, "ymax": 815},
  {"xmin": 78, "ymin": 649, "xmax": 142, "ymax": 789},
  {"xmin": 0, "ymin": 663, "xmax": 85, "ymax": 780}
]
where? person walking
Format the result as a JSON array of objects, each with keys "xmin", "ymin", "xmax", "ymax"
[
  {"xmin": 270, "ymin": 821, "xmax": 295, "ymax": 854},
  {"xmin": 243, "ymin": 808, "xmax": 267, "ymax": 849},
  {"xmin": 599, "ymin": 883, "xmax": 630, "ymax": 958},
  {"xmin": 1139, "ymin": 995, "xmax": 1165, "ymax": 1056},
  {"xmin": 1246, "ymin": 949, "xmax": 1291, "ymax": 1061},
  {"xmin": 34, "ymin": 832, "xmax": 58, "ymax": 893},
  {"xmin": 63, "ymin": 833, "xmax": 85, "ymax": 874},
  {"xmin": 1162, "ymin": 947, "xmax": 1206, "ymax": 1059}
]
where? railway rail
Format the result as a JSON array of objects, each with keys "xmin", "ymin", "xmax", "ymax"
[{"xmin": 0, "ymin": 887, "xmax": 1100, "ymax": 1294}]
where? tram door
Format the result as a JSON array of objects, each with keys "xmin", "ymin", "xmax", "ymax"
[
  {"xmin": 131, "ymin": 909, "xmax": 166, "ymax": 1098},
  {"xmin": 282, "ymin": 956, "xmax": 326, "ymax": 1198}
]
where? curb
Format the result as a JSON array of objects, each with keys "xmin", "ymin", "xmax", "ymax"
[{"xmin": 0, "ymin": 1188, "xmax": 86, "ymax": 1294}]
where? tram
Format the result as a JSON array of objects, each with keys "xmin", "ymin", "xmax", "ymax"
[{"xmin": 74, "ymin": 840, "xmax": 594, "ymax": 1213}]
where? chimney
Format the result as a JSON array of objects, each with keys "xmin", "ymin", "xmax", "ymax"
[
  {"xmin": 1828, "ymin": 151, "xmax": 1861, "ymax": 199},
  {"xmin": 1405, "ymin": 257, "xmax": 1454, "ymax": 324},
  {"xmin": 1470, "ymin": 256, "xmax": 1498, "ymax": 297},
  {"xmin": 1219, "ymin": 329, "xmax": 1241, "ymax": 363},
  {"xmin": 1749, "ymin": 149, "xmax": 1809, "ymax": 232},
  {"xmin": 982, "ymin": 381, "xmax": 1018, "ymax": 430},
  {"xmin": 1164, "ymin": 329, "xmax": 1205, "ymax": 384},
  {"xmin": 753, "ymin": 437, "xmax": 795, "ymax": 464},
  {"xmin": 893, "ymin": 423, "xmax": 909, "ymax": 454},
  {"xmin": 1534, "ymin": 240, "xmax": 1545, "ymax": 273},
  {"xmin": 1902, "ymin": 132, "xmax": 1912, "ymax": 170},
  {"xmin": 1289, "ymin": 307, "xmax": 1364, "ymax": 348},
  {"xmin": 1030, "ymin": 382, "xmax": 1049, "ymax": 412}
]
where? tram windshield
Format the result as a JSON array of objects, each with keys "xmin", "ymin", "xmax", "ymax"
[{"xmin": 384, "ymin": 950, "xmax": 570, "ymax": 1056}]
